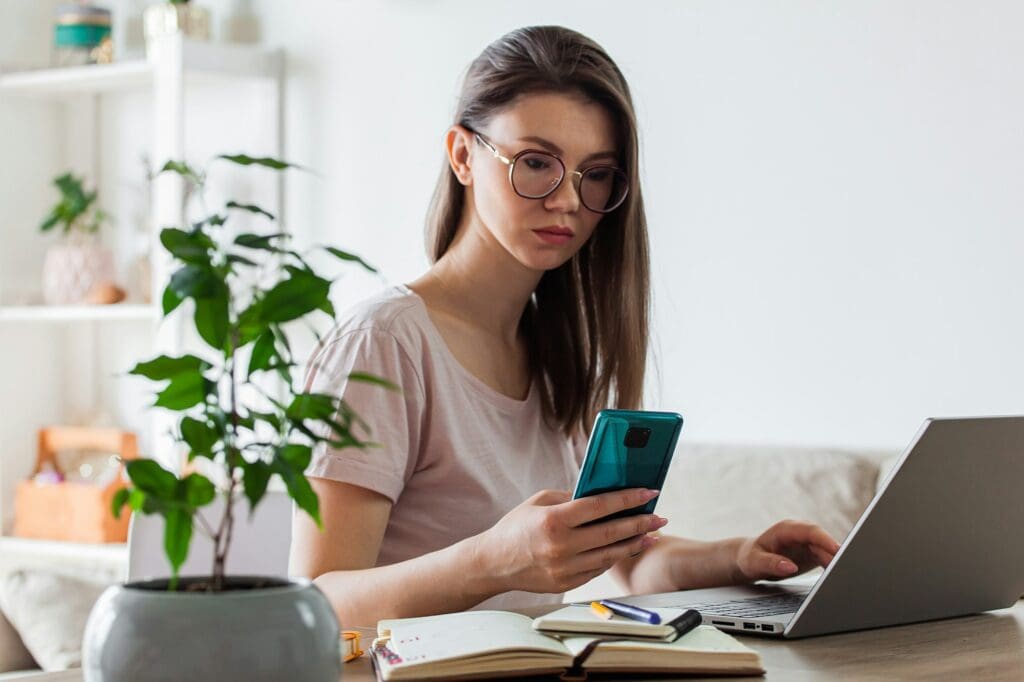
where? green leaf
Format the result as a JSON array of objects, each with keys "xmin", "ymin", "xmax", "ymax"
[
  {"xmin": 247, "ymin": 330, "xmax": 276, "ymax": 378},
  {"xmin": 169, "ymin": 264, "xmax": 222, "ymax": 300},
  {"xmin": 194, "ymin": 294, "xmax": 229, "ymax": 350},
  {"xmin": 318, "ymin": 298, "xmax": 336, "ymax": 318},
  {"xmin": 348, "ymin": 372, "xmax": 400, "ymax": 392},
  {"xmin": 278, "ymin": 465, "xmax": 321, "ymax": 528},
  {"xmin": 154, "ymin": 371, "xmax": 210, "ymax": 410},
  {"xmin": 179, "ymin": 473, "xmax": 216, "ymax": 507},
  {"xmin": 323, "ymin": 246, "xmax": 378, "ymax": 273},
  {"xmin": 160, "ymin": 160, "xmax": 202, "ymax": 185},
  {"xmin": 242, "ymin": 461, "xmax": 272, "ymax": 509},
  {"xmin": 286, "ymin": 393, "xmax": 336, "ymax": 421},
  {"xmin": 234, "ymin": 232, "xmax": 288, "ymax": 251},
  {"xmin": 164, "ymin": 507, "xmax": 193, "ymax": 586},
  {"xmin": 162, "ymin": 286, "xmax": 184, "ymax": 315},
  {"xmin": 130, "ymin": 354, "xmax": 210, "ymax": 381},
  {"xmin": 279, "ymin": 443, "xmax": 313, "ymax": 471},
  {"xmin": 125, "ymin": 460, "xmax": 178, "ymax": 498},
  {"xmin": 226, "ymin": 201, "xmax": 275, "ymax": 221},
  {"xmin": 111, "ymin": 487, "xmax": 131, "ymax": 519},
  {"xmin": 128, "ymin": 489, "xmax": 147, "ymax": 512},
  {"xmin": 250, "ymin": 410, "xmax": 281, "ymax": 432},
  {"xmin": 259, "ymin": 271, "xmax": 330, "ymax": 324},
  {"xmin": 226, "ymin": 253, "xmax": 259, "ymax": 268},
  {"xmin": 180, "ymin": 416, "xmax": 218, "ymax": 457},
  {"xmin": 39, "ymin": 208, "xmax": 61, "ymax": 233},
  {"xmin": 160, "ymin": 228, "xmax": 215, "ymax": 265},
  {"xmin": 217, "ymin": 154, "xmax": 300, "ymax": 171}
]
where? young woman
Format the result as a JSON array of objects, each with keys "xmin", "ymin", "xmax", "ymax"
[{"xmin": 289, "ymin": 26, "xmax": 840, "ymax": 627}]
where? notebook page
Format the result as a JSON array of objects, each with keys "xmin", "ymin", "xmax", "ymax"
[
  {"xmin": 534, "ymin": 605, "xmax": 686, "ymax": 637},
  {"xmin": 382, "ymin": 611, "xmax": 570, "ymax": 666},
  {"xmin": 560, "ymin": 624, "xmax": 757, "ymax": 656}
]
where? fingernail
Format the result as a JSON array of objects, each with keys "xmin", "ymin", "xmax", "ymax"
[
  {"xmin": 641, "ymin": 535, "xmax": 659, "ymax": 549},
  {"xmin": 645, "ymin": 489, "xmax": 660, "ymax": 499},
  {"xmin": 779, "ymin": 560, "xmax": 798, "ymax": 573},
  {"xmin": 649, "ymin": 516, "xmax": 669, "ymax": 531},
  {"xmin": 833, "ymin": 542, "xmax": 841, "ymax": 552}
]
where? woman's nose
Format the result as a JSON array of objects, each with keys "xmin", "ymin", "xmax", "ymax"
[{"xmin": 542, "ymin": 172, "xmax": 581, "ymax": 213}]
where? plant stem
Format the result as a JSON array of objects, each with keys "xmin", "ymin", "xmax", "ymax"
[{"xmin": 213, "ymin": 331, "xmax": 241, "ymax": 590}]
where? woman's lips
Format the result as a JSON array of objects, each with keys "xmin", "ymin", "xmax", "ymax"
[{"xmin": 533, "ymin": 227, "xmax": 574, "ymax": 245}]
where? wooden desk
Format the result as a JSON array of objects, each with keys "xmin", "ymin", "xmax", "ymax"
[{"xmin": 14, "ymin": 601, "xmax": 1024, "ymax": 681}]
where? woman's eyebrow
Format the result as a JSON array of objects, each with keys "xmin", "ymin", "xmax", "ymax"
[{"xmin": 517, "ymin": 136, "xmax": 618, "ymax": 162}]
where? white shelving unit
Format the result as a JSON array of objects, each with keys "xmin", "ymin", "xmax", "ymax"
[
  {"xmin": 0, "ymin": 34, "xmax": 284, "ymax": 547},
  {"xmin": 0, "ymin": 304, "xmax": 159, "ymax": 323}
]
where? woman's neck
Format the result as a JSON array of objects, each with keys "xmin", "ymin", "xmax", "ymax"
[{"xmin": 412, "ymin": 214, "xmax": 541, "ymax": 345}]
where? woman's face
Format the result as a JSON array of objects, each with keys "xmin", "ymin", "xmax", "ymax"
[{"xmin": 462, "ymin": 92, "xmax": 619, "ymax": 272}]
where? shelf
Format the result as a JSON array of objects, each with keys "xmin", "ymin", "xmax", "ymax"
[
  {"xmin": 0, "ymin": 41, "xmax": 281, "ymax": 101},
  {"xmin": 0, "ymin": 536, "xmax": 127, "ymax": 564},
  {"xmin": 0, "ymin": 304, "xmax": 159, "ymax": 323}
]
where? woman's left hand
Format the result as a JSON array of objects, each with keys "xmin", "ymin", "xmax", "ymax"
[{"xmin": 734, "ymin": 520, "xmax": 841, "ymax": 582}]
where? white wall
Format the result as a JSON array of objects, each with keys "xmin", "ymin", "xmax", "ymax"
[
  {"xmin": 241, "ymin": 0, "xmax": 1022, "ymax": 450},
  {"xmin": 5, "ymin": 1, "xmax": 1023, "ymax": 452}
]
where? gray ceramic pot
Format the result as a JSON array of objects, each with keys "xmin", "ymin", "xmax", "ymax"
[{"xmin": 82, "ymin": 576, "xmax": 341, "ymax": 682}]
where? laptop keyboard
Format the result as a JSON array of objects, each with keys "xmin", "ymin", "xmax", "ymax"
[{"xmin": 678, "ymin": 592, "xmax": 809, "ymax": 618}]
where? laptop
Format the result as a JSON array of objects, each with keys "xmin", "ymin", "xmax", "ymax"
[{"xmin": 624, "ymin": 416, "xmax": 1024, "ymax": 638}]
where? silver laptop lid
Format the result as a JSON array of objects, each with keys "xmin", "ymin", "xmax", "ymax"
[{"xmin": 786, "ymin": 416, "xmax": 1024, "ymax": 637}]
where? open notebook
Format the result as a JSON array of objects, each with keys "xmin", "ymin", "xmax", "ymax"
[{"xmin": 371, "ymin": 610, "xmax": 764, "ymax": 680}]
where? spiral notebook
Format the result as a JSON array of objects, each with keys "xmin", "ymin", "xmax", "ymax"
[{"xmin": 371, "ymin": 610, "xmax": 763, "ymax": 681}]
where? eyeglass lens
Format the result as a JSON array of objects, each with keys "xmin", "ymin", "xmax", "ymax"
[{"xmin": 511, "ymin": 151, "xmax": 627, "ymax": 212}]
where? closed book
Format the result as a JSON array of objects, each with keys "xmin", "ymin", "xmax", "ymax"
[
  {"xmin": 371, "ymin": 610, "xmax": 763, "ymax": 681},
  {"xmin": 533, "ymin": 604, "xmax": 696, "ymax": 642}
]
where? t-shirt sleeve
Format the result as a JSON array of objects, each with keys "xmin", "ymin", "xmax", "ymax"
[{"xmin": 303, "ymin": 327, "xmax": 424, "ymax": 504}]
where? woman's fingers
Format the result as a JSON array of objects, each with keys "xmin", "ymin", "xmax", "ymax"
[
  {"xmin": 567, "ymin": 533, "xmax": 658, "ymax": 576},
  {"xmin": 557, "ymin": 488, "xmax": 659, "ymax": 528},
  {"xmin": 570, "ymin": 513, "xmax": 668, "ymax": 553},
  {"xmin": 807, "ymin": 544, "xmax": 836, "ymax": 568},
  {"xmin": 763, "ymin": 520, "xmax": 840, "ymax": 555},
  {"xmin": 749, "ymin": 550, "xmax": 800, "ymax": 579}
]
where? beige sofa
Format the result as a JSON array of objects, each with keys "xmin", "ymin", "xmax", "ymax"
[
  {"xmin": 565, "ymin": 442, "xmax": 898, "ymax": 602},
  {"xmin": 0, "ymin": 441, "xmax": 899, "ymax": 676}
]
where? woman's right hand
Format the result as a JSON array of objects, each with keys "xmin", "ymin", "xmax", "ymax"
[{"xmin": 469, "ymin": 488, "xmax": 669, "ymax": 594}]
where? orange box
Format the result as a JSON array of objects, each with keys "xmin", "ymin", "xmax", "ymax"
[{"xmin": 13, "ymin": 427, "xmax": 138, "ymax": 544}]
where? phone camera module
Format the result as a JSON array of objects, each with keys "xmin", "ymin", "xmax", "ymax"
[{"xmin": 623, "ymin": 427, "xmax": 651, "ymax": 448}]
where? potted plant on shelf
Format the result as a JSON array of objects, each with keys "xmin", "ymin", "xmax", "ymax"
[
  {"xmin": 39, "ymin": 172, "xmax": 117, "ymax": 305},
  {"xmin": 81, "ymin": 154, "xmax": 388, "ymax": 682}
]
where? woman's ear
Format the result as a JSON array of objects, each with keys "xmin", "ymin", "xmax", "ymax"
[{"xmin": 446, "ymin": 125, "xmax": 474, "ymax": 186}]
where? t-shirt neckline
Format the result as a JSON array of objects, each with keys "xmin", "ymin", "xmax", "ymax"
[{"xmin": 395, "ymin": 283, "xmax": 535, "ymax": 413}]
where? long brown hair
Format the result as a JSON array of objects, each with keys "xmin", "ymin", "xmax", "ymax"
[{"xmin": 426, "ymin": 26, "xmax": 650, "ymax": 438}]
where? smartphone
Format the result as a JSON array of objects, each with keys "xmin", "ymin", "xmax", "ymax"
[{"xmin": 571, "ymin": 409, "xmax": 684, "ymax": 522}]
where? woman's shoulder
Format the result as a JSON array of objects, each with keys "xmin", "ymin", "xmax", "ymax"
[{"xmin": 326, "ymin": 284, "xmax": 431, "ymax": 349}]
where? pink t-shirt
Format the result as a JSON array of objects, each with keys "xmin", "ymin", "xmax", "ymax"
[{"xmin": 304, "ymin": 284, "xmax": 585, "ymax": 610}]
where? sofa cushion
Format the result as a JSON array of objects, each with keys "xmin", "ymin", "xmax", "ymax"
[
  {"xmin": 563, "ymin": 442, "xmax": 888, "ymax": 603},
  {"xmin": 0, "ymin": 571, "xmax": 108, "ymax": 671},
  {"xmin": 0, "ymin": 608, "xmax": 35, "ymax": 674},
  {"xmin": 659, "ymin": 442, "xmax": 883, "ymax": 543}
]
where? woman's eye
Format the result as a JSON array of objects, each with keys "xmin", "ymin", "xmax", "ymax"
[
  {"xmin": 523, "ymin": 156, "xmax": 550, "ymax": 171},
  {"xmin": 586, "ymin": 169, "xmax": 611, "ymax": 182}
]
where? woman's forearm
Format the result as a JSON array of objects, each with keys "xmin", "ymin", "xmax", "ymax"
[
  {"xmin": 312, "ymin": 534, "xmax": 504, "ymax": 627},
  {"xmin": 613, "ymin": 534, "xmax": 743, "ymax": 595}
]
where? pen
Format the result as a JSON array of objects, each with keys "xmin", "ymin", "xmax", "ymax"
[
  {"xmin": 599, "ymin": 599, "xmax": 662, "ymax": 625},
  {"xmin": 589, "ymin": 601, "xmax": 614, "ymax": 620},
  {"xmin": 669, "ymin": 609, "xmax": 703, "ymax": 639}
]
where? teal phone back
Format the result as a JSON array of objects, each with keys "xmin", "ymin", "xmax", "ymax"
[{"xmin": 572, "ymin": 409, "xmax": 684, "ymax": 520}]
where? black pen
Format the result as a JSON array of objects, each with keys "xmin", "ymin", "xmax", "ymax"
[{"xmin": 668, "ymin": 608, "xmax": 703, "ymax": 639}]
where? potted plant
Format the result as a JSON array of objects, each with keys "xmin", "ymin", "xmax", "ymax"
[
  {"xmin": 81, "ymin": 154, "xmax": 388, "ymax": 682},
  {"xmin": 39, "ymin": 172, "xmax": 114, "ymax": 305}
]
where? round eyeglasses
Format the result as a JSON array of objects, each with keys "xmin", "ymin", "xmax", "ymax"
[{"xmin": 473, "ymin": 133, "xmax": 629, "ymax": 214}]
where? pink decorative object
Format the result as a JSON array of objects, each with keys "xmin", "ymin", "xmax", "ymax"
[{"xmin": 41, "ymin": 238, "xmax": 115, "ymax": 305}]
